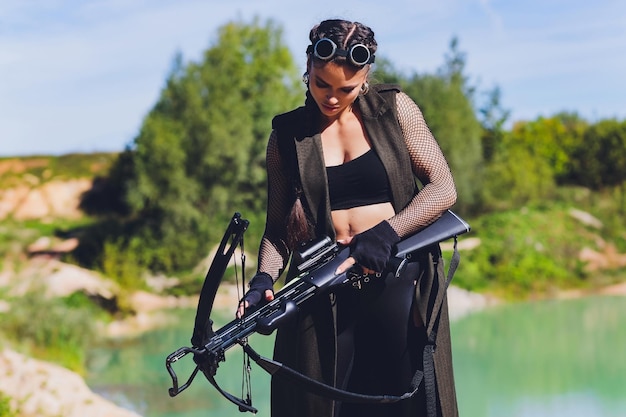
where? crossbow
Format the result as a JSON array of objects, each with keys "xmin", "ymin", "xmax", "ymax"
[{"xmin": 166, "ymin": 210, "xmax": 470, "ymax": 413}]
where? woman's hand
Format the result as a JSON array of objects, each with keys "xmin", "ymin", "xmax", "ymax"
[
  {"xmin": 236, "ymin": 273, "xmax": 275, "ymax": 318},
  {"xmin": 335, "ymin": 256, "xmax": 377, "ymax": 276},
  {"xmin": 335, "ymin": 220, "xmax": 400, "ymax": 276},
  {"xmin": 335, "ymin": 235, "xmax": 376, "ymax": 276}
]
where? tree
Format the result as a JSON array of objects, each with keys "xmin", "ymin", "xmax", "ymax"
[
  {"xmin": 370, "ymin": 57, "xmax": 404, "ymax": 85},
  {"xmin": 479, "ymin": 86, "xmax": 510, "ymax": 163},
  {"xmin": 482, "ymin": 124, "xmax": 556, "ymax": 208},
  {"xmin": 569, "ymin": 119, "xmax": 626, "ymax": 212},
  {"xmin": 479, "ymin": 112, "xmax": 591, "ymax": 209},
  {"xmin": 78, "ymin": 18, "xmax": 302, "ymax": 274},
  {"xmin": 401, "ymin": 38, "xmax": 484, "ymax": 213}
]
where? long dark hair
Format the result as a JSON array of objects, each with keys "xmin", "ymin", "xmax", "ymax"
[{"xmin": 286, "ymin": 187, "xmax": 314, "ymax": 250}]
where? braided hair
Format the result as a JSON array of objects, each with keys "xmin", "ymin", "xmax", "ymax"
[{"xmin": 307, "ymin": 19, "xmax": 377, "ymax": 68}]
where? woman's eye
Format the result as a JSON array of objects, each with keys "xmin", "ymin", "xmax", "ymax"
[{"xmin": 314, "ymin": 82, "xmax": 355, "ymax": 94}]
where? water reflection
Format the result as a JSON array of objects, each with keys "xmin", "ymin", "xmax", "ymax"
[
  {"xmin": 452, "ymin": 295, "xmax": 626, "ymax": 417},
  {"xmin": 87, "ymin": 309, "xmax": 273, "ymax": 417},
  {"xmin": 86, "ymin": 295, "xmax": 626, "ymax": 417}
]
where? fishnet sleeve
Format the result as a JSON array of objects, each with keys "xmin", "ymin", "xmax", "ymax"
[
  {"xmin": 386, "ymin": 92, "xmax": 457, "ymax": 237},
  {"xmin": 256, "ymin": 130, "xmax": 292, "ymax": 281}
]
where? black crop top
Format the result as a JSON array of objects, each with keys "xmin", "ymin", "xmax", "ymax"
[{"xmin": 326, "ymin": 149, "xmax": 392, "ymax": 210}]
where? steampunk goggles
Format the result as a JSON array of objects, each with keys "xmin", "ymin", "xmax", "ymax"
[{"xmin": 306, "ymin": 38, "xmax": 375, "ymax": 66}]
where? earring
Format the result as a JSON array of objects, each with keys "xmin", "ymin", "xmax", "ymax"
[
  {"xmin": 302, "ymin": 72, "xmax": 309, "ymax": 85},
  {"xmin": 360, "ymin": 81, "xmax": 370, "ymax": 95}
]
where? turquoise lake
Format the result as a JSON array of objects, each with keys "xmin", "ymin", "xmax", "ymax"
[{"xmin": 86, "ymin": 294, "xmax": 626, "ymax": 417}]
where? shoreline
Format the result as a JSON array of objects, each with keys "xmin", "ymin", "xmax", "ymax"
[
  {"xmin": 1, "ymin": 254, "xmax": 624, "ymax": 417},
  {"xmin": 103, "ymin": 279, "xmax": 626, "ymax": 338},
  {"xmin": 2, "ymin": 282, "xmax": 623, "ymax": 417},
  {"xmin": 0, "ymin": 348, "xmax": 142, "ymax": 417}
]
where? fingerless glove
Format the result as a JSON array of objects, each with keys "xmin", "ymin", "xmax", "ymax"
[
  {"xmin": 242, "ymin": 272, "xmax": 274, "ymax": 307},
  {"xmin": 350, "ymin": 220, "xmax": 400, "ymax": 273}
]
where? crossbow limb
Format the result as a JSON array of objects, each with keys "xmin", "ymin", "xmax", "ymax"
[{"xmin": 165, "ymin": 212, "xmax": 257, "ymax": 412}]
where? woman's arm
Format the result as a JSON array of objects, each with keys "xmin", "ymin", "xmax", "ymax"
[
  {"xmin": 387, "ymin": 92, "xmax": 457, "ymax": 238},
  {"xmin": 238, "ymin": 131, "xmax": 294, "ymax": 315},
  {"xmin": 256, "ymin": 130, "xmax": 293, "ymax": 280},
  {"xmin": 335, "ymin": 92, "xmax": 457, "ymax": 275}
]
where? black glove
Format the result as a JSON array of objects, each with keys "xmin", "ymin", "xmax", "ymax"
[
  {"xmin": 350, "ymin": 221, "xmax": 400, "ymax": 273},
  {"xmin": 242, "ymin": 272, "xmax": 274, "ymax": 307}
]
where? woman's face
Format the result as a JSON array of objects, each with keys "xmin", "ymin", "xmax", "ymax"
[{"xmin": 307, "ymin": 62, "xmax": 368, "ymax": 119}]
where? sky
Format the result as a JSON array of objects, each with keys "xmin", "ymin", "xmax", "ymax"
[{"xmin": 1, "ymin": 0, "xmax": 625, "ymax": 156}]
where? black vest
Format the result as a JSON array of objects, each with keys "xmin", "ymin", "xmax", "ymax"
[{"xmin": 272, "ymin": 84, "xmax": 417, "ymax": 241}]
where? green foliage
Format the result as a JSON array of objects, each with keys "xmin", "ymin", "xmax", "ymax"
[
  {"xmin": 455, "ymin": 206, "xmax": 600, "ymax": 299},
  {"xmin": 0, "ymin": 219, "xmax": 90, "ymax": 268},
  {"xmin": 516, "ymin": 116, "xmax": 585, "ymax": 178},
  {"xmin": 0, "ymin": 223, "xmax": 33, "ymax": 262},
  {"xmin": 568, "ymin": 119, "xmax": 626, "ymax": 200},
  {"xmin": 480, "ymin": 114, "xmax": 588, "ymax": 210},
  {"xmin": 481, "ymin": 130, "xmax": 556, "ymax": 209},
  {"xmin": 48, "ymin": 153, "xmax": 117, "ymax": 180},
  {"xmin": 550, "ymin": 112, "xmax": 589, "ymax": 183},
  {"xmin": 0, "ymin": 292, "xmax": 101, "ymax": 373},
  {"xmin": 101, "ymin": 237, "xmax": 148, "ymax": 290},
  {"xmin": 0, "ymin": 392, "xmax": 17, "ymax": 417},
  {"xmin": 74, "ymin": 18, "xmax": 302, "ymax": 274},
  {"xmin": 79, "ymin": 149, "xmax": 135, "ymax": 217},
  {"xmin": 133, "ymin": 17, "xmax": 301, "ymax": 216},
  {"xmin": 402, "ymin": 38, "xmax": 484, "ymax": 212},
  {"xmin": 478, "ymin": 86, "xmax": 510, "ymax": 163},
  {"xmin": 370, "ymin": 56, "xmax": 405, "ymax": 84},
  {"xmin": 0, "ymin": 153, "xmax": 115, "ymax": 188}
]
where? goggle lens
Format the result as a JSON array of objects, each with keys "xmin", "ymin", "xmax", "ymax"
[
  {"xmin": 349, "ymin": 44, "xmax": 371, "ymax": 66},
  {"xmin": 315, "ymin": 38, "xmax": 336, "ymax": 60}
]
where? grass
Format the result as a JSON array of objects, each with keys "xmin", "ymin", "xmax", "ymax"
[
  {"xmin": 0, "ymin": 153, "xmax": 116, "ymax": 188},
  {"xmin": 455, "ymin": 193, "xmax": 626, "ymax": 299},
  {"xmin": 0, "ymin": 392, "xmax": 17, "ymax": 417},
  {"xmin": 0, "ymin": 291, "xmax": 104, "ymax": 374}
]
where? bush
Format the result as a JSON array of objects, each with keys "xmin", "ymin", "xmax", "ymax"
[
  {"xmin": 0, "ymin": 292, "xmax": 101, "ymax": 373},
  {"xmin": 454, "ymin": 205, "xmax": 599, "ymax": 299},
  {"xmin": 0, "ymin": 392, "xmax": 16, "ymax": 417}
]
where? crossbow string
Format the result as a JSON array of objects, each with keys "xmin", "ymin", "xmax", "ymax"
[{"xmin": 171, "ymin": 212, "xmax": 257, "ymax": 412}]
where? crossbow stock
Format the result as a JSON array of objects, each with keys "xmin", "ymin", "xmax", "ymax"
[{"xmin": 166, "ymin": 210, "xmax": 470, "ymax": 413}]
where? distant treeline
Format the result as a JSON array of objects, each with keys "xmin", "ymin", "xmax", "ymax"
[{"xmin": 63, "ymin": 18, "xmax": 625, "ymax": 282}]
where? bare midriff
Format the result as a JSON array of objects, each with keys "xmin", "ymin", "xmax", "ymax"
[{"xmin": 332, "ymin": 202, "xmax": 396, "ymax": 242}]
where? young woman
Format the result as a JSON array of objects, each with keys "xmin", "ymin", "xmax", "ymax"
[{"xmin": 239, "ymin": 19, "xmax": 459, "ymax": 417}]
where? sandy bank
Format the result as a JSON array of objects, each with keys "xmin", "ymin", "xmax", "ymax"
[{"xmin": 0, "ymin": 348, "xmax": 141, "ymax": 417}]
